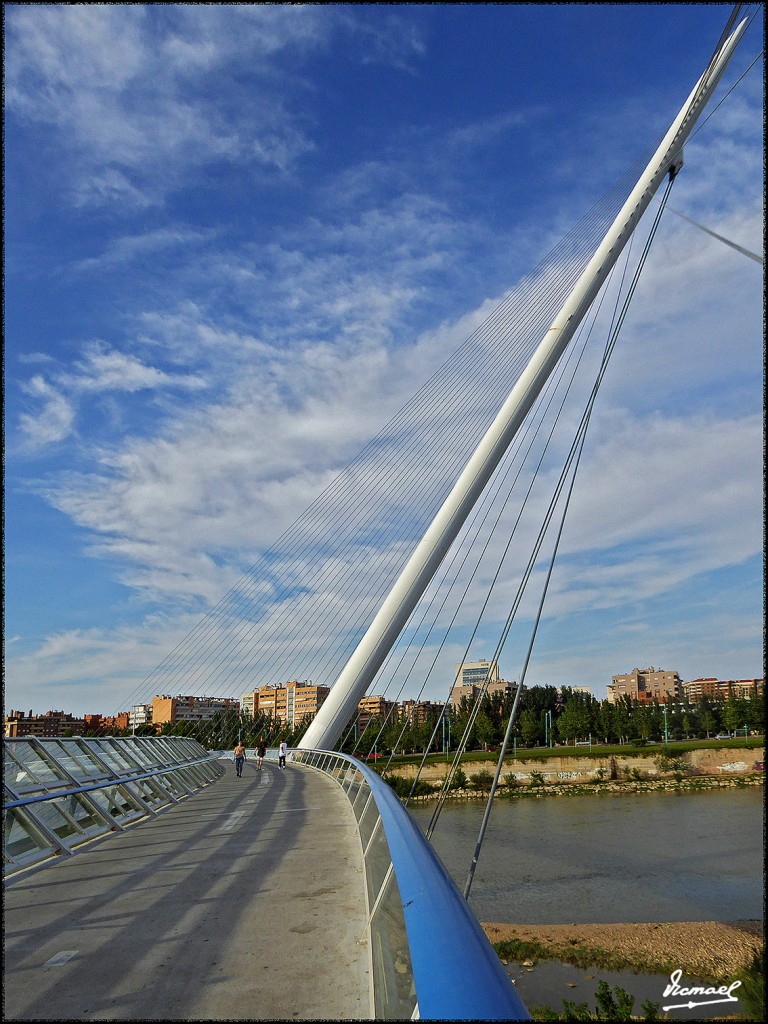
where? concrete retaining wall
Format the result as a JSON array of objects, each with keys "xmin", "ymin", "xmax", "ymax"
[{"xmin": 386, "ymin": 745, "xmax": 765, "ymax": 786}]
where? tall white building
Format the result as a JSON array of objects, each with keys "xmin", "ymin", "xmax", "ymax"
[{"xmin": 450, "ymin": 660, "xmax": 514, "ymax": 707}]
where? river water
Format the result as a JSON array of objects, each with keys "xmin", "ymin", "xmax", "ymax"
[
  {"xmin": 408, "ymin": 788, "xmax": 763, "ymax": 1018},
  {"xmin": 408, "ymin": 788, "xmax": 764, "ymax": 924}
]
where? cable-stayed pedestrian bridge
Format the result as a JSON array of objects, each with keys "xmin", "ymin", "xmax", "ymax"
[
  {"xmin": 3, "ymin": 736, "xmax": 528, "ymax": 1020},
  {"xmin": 4, "ymin": 11, "xmax": 756, "ymax": 1021}
]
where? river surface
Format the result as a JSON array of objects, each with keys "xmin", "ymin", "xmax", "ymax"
[{"xmin": 407, "ymin": 788, "xmax": 763, "ymax": 924}]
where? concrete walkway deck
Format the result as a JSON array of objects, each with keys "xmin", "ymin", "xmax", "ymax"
[{"xmin": 4, "ymin": 760, "xmax": 371, "ymax": 1020}]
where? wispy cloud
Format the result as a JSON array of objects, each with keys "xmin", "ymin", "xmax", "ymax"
[
  {"xmin": 18, "ymin": 343, "xmax": 207, "ymax": 450},
  {"xmin": 4, "ymin": 6, "xmax": 762, "ymax": 715}
]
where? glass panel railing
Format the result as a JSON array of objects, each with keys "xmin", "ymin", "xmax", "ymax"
[
  {"xmin": 358, "ymin": 799, "xmax": 379, "ymax": 851},
  {"xmin": 363, "ymin": 817, "xmax": 392, "ymax": 909},
  {"xmin": 3, "ymin": 737, "xmax": 224, "ymax": 879},
  {"xmin": 8, "ymin": 742, "xmax": 70, "ymax": 787},
  {"xmin": 125, "ymin": 778, "xmax": 174, "ymax": 809},
  {"xmin": 370, "ymin": 869, "xmax": 416, "ymax": 1019},
  {"xmin": 291, "ymin": 747, "xmax": 530, "ymax": 1022},
  {"xmin": 85, "ymin": 785, "xmax": 144, "ymax": 824},
  {"xmin": 3, "ymin": 806, "xmax": 54, "ymax": 866}
]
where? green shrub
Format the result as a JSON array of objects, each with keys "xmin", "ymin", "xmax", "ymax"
[
  {"xmin": 383, "ymin": 773, "xmax": 434, "ymax": 798},
  {"xmin": 734, "ymin": 948, "xmax": 765, "ymax": 1019},
  {"xmin": 450, "ymin": 767, "xmax": 468, "ymax": 790},
  {"xmin": 654, "ymin": 754, "xmax": 689, "ymax": 774},
  {"xmin": 530, "ymin": 982, "xmax": 659, "ymax": 1021},
  {"xmin": 469, "ymin": 769, "xmax": 494, "ymax": 791},
  {"xmin": 529, "ymin": 770, "xmax": 546, "ymax": 787}
]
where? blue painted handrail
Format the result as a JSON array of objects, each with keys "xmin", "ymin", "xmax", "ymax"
[{"xmin": 293, "ymin": 748, "xmax": 530, "ymax": 1021}]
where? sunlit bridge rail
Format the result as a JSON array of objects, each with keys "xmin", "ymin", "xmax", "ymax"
[{"xmin": 3, "ymin": 737, "xmax": 529, "ymax": 1020}]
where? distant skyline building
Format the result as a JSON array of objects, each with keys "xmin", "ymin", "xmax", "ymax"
[
  {"xmin": 151, "ymin": 695, "xmax": 240, "ymax": 726},
  {"xmin": 399, "ymin": 699, "xmax": 444, "ymax": 725},
  {"xmin": 683, "ymin": 677, "xmax": 764, "ymax": 701},
  {"xmin": 356, "ymin": 694, "xmax": 396, "ymax": 732},
  {"xmin": 128, "ymin": 704, "xmax": 153, "ymax": 731},
  {"xmin": 241, "ymin": 682, "xmax": 330, "ymax": 728},
  {"xmin": 607, "ymin": 667, "xmax": 682, "ymax": 705},
  {"xmin": 450, "ymin": 660, "xmax": 515, "ymax": 707},
  {"xmin": 4, "ymin": 709, "xmax": 87, "ymax": 738}
]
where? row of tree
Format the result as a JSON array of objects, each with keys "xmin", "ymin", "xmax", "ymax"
[
  {"xmin": 337, "ymin": 685, "xmax": 765, "ymax": 757},
  {"xmin": 79, "ymin": 684, "xmax": 763, "ymax": 755}
]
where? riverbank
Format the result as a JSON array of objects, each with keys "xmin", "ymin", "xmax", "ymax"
[
  {"xmin": 406, "ymin": 772, "xmax": 764, "ymax": 801},
  {"xmin": 481, "ymin": 920, "xmax": 764, "ymax": 982}
]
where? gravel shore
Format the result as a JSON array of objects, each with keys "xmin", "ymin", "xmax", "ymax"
[{"xmin": 482, "ymin": 920, "xmax": 764, "ymax": 981}]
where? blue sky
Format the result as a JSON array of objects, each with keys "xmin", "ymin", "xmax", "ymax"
[{"xmin": 4, "ymin": 4, "xmax": 763, "ymax": 716}]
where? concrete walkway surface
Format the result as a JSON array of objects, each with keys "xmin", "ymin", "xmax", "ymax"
[{"xmin": 4, "ymin": 760, "xmax": 371, "ymax": 1020}]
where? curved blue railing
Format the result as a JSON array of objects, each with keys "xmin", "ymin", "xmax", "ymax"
[{"xmin": 291, "ymin": 748, "xmax": 530, "ymax": 1021}]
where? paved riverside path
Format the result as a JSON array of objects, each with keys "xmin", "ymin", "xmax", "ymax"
[{"xmin": 4, "ymin": 760, "xmax": 371, "ymax": 1020}]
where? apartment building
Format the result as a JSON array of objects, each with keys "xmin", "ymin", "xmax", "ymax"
[
  {"xmin": 607, "ymin": 667, "xmax": 682, "ymax": 704},
  {"xmin": 4, "ymin": 709, "xmax": 87, "ymax": 738},
  {"xmin": 151, "ymin": 695, "xmax": 240, "ymax": 726},
  {"xmin": 357, "ymin": 694, "xmax": 396, "ymax": 731},
  {"xmin": 449, "ymin": 660, "xmax": 516, "ymax": 707},
  {"xmin": 243, "ymin": 682, "xmax": 330, "ymax": 728},
  {"xmin": 683, "ymin": 677, "xmax": 764, "ymax": 701},
  {"xmin": 399, "ymin": 699, "xmax": 444, "ymax": 725},
  {"xmin": 128, "ymin": 704, "xmax": 153, "ymax": 731},
  {"xmin": 240, "ymin": 690, "xmax": 259, "ymax": 717},
  {"xmin": 84, "ymin": 712, "xmax": 130, "ymax": 734}
]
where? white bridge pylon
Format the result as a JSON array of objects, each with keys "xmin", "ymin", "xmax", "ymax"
[{"xmin": 298, "ymin": 19, "xmax": 747, "ymax": 753}]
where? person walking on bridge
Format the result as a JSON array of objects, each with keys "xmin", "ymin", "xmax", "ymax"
[
  {"xmin": 278, "ymin": 740, "xmax": 287, "ymax": 770},
  {"xmin": 256, "ymin": 740, "xmax": 266, "ymax": 769},
  {"xmin": 234, "ymin": 741, "xmax": 246, "ymax": 777}
]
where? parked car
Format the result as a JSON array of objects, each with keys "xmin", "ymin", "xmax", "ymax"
[{"xmin": 715, "ymin": 733, "xmax": 731, "ymax": 740}]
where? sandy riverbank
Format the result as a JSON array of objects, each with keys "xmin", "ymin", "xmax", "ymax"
[{"xmin": 481, "ymin": 920, "xmax": 764, "ymax": 981}]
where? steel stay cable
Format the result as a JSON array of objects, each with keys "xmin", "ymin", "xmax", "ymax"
[
  {"xmin": 423, "ymin": 178, "xmax": 673, "ymax": 833},
  {"xmin": 414, "ymin": 249, "xmax": 633, "ymax": 822},
  {"xmin": 115, "ymin": 159, "xmax": 667, "ymax": 757},
  {"xmin": 462, "ymin": 178, "xmax": 676, "ymax": 896},
  {"xmin": 135, "ymin": 230, "xmax": 614, "ymax": 696},
  {"xmin": 343, "ymin": 286, "xmax": 610, "ymax": 761},
  {"xmin": 115, "ymin": 163, "xmax": 648, "ymax": 717},
  {"xmin": 376, "ymin": 274, "xmax": 615, "ymax": 784},
  {"xmin": 135, "ymin": 193, "xmax": 659, "ymax": 753},
  {"xmin": 442, "ymin": 174, "xmax": 677, "ymax": 874},
  {"xmin": 118, "ymin": 282, "xmax": 618, "ymax": 720},
  {"xmin": 120, "ymin": 167, "xmax": 655, "ymax": 733}
]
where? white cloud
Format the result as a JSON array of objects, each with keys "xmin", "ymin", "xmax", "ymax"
[
  {"xmin": 4, "ymin": 5, "xmax": 427, "ymax": 209},
  {"xmin": 18, "ymin": 376, "xmax": 76, "ymax": 447},
  {"xmin": 4, "ymin": 7, "xmax": 762, "ymax": 716},
  {"xmin": 18, "ymin": 343, "xmax": 208, "ymax": 450}
]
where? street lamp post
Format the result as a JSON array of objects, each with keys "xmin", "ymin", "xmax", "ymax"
[{"xmin": 662, "ymin": 705, "xmax": 669, "ymax": 745}]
